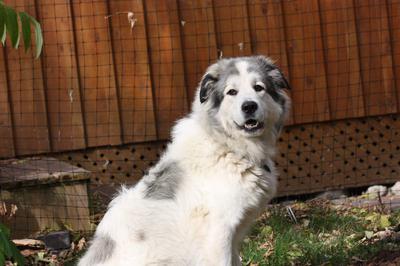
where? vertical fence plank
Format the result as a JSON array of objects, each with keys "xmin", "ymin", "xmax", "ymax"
[
  {"xmin": 247, "ymin": 0, "xmax": 288, "ymax": 70},
  {"xmin": 178, "ymin": 0, "xmax": 218, "ymax": 103},
  {"xmin": 387, "ymin": 0, "xmax": 400, "ymax": 109},
  {"xmin": 143, "ymin": 0, "xmax": 188, "ymax": 139},
  {"xmin": 319, "ymin": 0, "xmax": 365, "ymax": 120},
  {"xmin": 108, "ymin": 0, "xmax": 157, "ymax": 143},
  {"xmin": 282, "ymin": 0, "xmax": 330, "ymax": 124},
  {"xmin": 354, "ymin": 0, "xmax": 397, "ymax": 116},
  {"xmin": 36, "ymin": 0, "xmax": 86, "ymax": 152},
  {"xmin": 72, "ymin": 0, "xmax": 122, "ymax": 147},
  {"xmin": 4, "ymin": 0, "xmax": 50, "ymax": 155},
  {"xmin": 213, "ymin": 0, "xmax": 252, "ymax": 57},
  {"xmin": 1, "ymin": 0, "xmax": 400, "ymax": 159},
  {"xmin": 0, "ymin": 49, "xmax": 15, "ymax": 158},
  {"xmin": 247, "ymin": 0, "xmax": 294, "ymax": 124}
]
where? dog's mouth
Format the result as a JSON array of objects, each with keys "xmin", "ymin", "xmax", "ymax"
[{"xmin": 236, "ymin": 119, "xmax": 264, "ymax": 133}]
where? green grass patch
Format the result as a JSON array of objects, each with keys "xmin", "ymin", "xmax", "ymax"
[{"xmin": 241, "ymin": 202, "xmax": 400, "ymax": 265}]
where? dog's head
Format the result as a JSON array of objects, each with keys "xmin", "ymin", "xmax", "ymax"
[{"xmin": 194, "ymin": 56, "xmax": 290, "ymax": 139}]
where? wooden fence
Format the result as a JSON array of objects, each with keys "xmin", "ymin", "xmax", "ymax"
[{"xmin": 1, "ymin": 0, "xmax": 400, "ymax": 158}]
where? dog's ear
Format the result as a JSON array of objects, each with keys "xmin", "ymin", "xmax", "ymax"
[
  {"xmin": 199, "ymin": 59, "xmax": 231, "ymax": 103},
  {"xmin": 268, "ymin": 68, "xmax": 291, "ymax": 91},
  {"xmin": 255, "ymin": 56, "xmax": 291, "ymax": 90},
  {"xmin": 199, "ymin": 74, "xmax": 218, "ymax": 103}
]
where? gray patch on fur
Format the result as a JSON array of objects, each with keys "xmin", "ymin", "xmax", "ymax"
[
  {"xmin": 200, "ymin": 56, "xmax": 289, "ymax": 121},
  {"xmin": 81, "ymin": 234, "xmax": 115, "ymax": 265},
  {"xmin": 244, "ymin": 56, "xmax": 289, "ymax": 134},
  {"xmin": 144, "ymin": 161, "xmax": 182, "ymax": 200},
  {"xmin": 225, "ymin": 60, "xmax": 240, "ymax": 76},
  {"xmin": 199, "ymin": 60, "xmax": 239, "ymax": 108},
  {"xmin": 136, "ymin": 230, "xmax": 146, "ymax": 241}
]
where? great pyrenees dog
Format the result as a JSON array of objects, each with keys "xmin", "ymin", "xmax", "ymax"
[{"xmin": 79, "ymin": 56, "xmax": 290, "ymax": 266}]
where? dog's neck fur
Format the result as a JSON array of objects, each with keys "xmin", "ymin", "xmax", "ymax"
[{"xmin": 170, "ymin": 109, "xmax": 277, "ymax": 169}]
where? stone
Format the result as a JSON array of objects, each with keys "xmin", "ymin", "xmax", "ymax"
[
  {"xmin": 37, "ymin": 231, "xmax": 71, "ymax": 250},
  {"xmin": 365, "ymin": 185, "xmax": 388, "ymax": 199},
  {"xmin": 389, "ymin": 181, "xmax": 400, "ymax": 196}
]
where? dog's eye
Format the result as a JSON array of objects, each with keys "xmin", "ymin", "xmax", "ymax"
[
  {"xmin": 227, "ymin": 89, "xmax": 238, "ymax": 96},
  {"xmin": 254, "ymin": 84, "xmax": 265, "ymax": 92}
]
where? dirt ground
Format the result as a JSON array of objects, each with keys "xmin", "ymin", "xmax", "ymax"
[{"xmin": 354, "ymin": 250, "xmax": 400, "ymax": 266}]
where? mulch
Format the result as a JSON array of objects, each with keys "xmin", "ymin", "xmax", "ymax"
[{"xmin": 352, "ymin": 250, "xmax": 400, "ymax": 266}]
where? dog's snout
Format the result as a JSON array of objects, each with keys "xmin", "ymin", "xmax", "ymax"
[{"xmin": 241, "ymin": 101, "xmax": 258, "ymax": 115}]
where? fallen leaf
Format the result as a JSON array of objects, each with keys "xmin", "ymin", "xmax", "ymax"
[
  {"xmin": 76, "ymin": 237, "xmax": 86, "ymax": 251},
  {"xmin": 365, "ymin": 231, "xmax": 374, "ymax": 239},
  {"xmin": 12, "ymin": 239, "xmax": 44, "ymax": 249},
  {"xmin": 302, "ymin": 219, "xmax": 310, "ymax": 227},
  {"xmin": 379, "ymin": 215, "xmax": 391, "ymax": 229}
]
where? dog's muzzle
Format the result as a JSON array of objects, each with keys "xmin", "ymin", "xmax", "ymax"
[
  {"xmin": 241, "ymin": 101, "xmax": 258, "ymax": 115},
  {"xmin": 235, "ymin": 119, "xmax": 264, "ymax": 133}
]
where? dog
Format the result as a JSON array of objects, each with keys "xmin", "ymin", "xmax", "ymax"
[{"xmin": 78, "ymin": 56, "xmax": 290, "ymax": 266}]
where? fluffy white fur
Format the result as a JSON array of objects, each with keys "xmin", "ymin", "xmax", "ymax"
[{"xmin": 79, "ymin": 56, "xmax": 290, "ymax": 266}]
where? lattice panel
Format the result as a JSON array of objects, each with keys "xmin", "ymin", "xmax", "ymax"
[
  {"xmin": 56, "ymin": 115, "xmax": 400, "ymax": 196},
  {"xmin": 277, "ymin": 115, "xmax": 400, "ymax": 195},
  {"xmin": 57, "ymin": 142, "xmax": 167, "ymax": 185}
]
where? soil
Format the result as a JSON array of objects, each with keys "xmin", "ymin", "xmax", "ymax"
[{"xmin": 353, "ymin": 250, "xmax": 400, "ymax": 266}]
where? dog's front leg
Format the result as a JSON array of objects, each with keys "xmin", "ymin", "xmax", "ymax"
[
  {"xmin": 202, "ymin": 247, "xmax": 233, "ymax": 266},
  {"xmin": 201, "ymin": 228, "xmax": 235, "ymax": 266}
]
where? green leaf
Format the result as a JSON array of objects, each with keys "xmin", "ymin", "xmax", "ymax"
[
  {"xmin": 0, "ymin": 252, "xmax": 5, "ymax": 266},
  {"xmin": 0, "ymin": 3, "xmax": 5, "ymax": 45},
  {"xmin": 37, "ymin": 251, "xmax": 45, "ymax": 260},
  {"xmin": 27, "ymin": 14, "xmax": 42, "ymax": 58},
  {"xmin": 19, "ymin": 12, "xmax": 31, "ymax": 52},
  {"xmin": 0, "ymin": 25, "xmax": 5, "ymax": 45},
  {"xmin": 0, "ymin": 228, "xmax": 12, "ymax": 258},
  {"xmin": 365, "ymin": 213, "xmax": 379, "ymax": 222},
  {"xmin": 0, "ymin": 223, "xmax": 24, "ymax": 265},
  {"xmin": 4, "ymin": 5, "xmax": 19, "ymax": 48},
  {"xmin": 0, "ymin": 223, "xmax": 10, "ymax": 238},
  {"xmin": 260, "ymin": 225, "xmax": 273, "ymax": 236},
  {"xmin": 380, "ymin": 215, "xmax": 391, "ymax": 229}
]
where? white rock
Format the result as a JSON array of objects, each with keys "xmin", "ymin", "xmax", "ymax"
[
  {"xmin": 389, "ymin": 181, "xmax": 400, "ymax": 196},
  {"xmin": 365, "ymin": 185, "xmax": 388, "ymax": 198}
]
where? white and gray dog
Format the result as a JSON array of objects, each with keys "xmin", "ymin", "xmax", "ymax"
[{"xmin": 79, "ymin": 56, "xmax": 291, "ymax": 266}]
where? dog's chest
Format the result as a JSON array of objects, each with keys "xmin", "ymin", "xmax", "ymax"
[{"xmin": 184, "ymin": 159, "xmax": 275, "ymax": 226}]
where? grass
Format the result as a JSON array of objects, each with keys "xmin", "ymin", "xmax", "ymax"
[
  {"xmin": 23, "ymin": 200, "xmax": 400, "ymax": 265},
  {"xmin": 241, "ymin": 201, "xmax": 400, "ymax": 266}
]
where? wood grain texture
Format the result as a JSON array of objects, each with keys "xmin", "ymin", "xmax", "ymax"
[
  {"xmin": 108, "ymin": 0, "xmax": 157, "ymax": 143},
  {"xmin": 319, "ymin": 0, "xmax": 365, "ymax": 119},
  {"xmin": 144, "ymin": 0, "xmax": 188, "ymax": 139},
  {"xmin": 213, "ymin": 0, "xmax": 252, "ymax": 57},
  {"xmin": 178, "ymin": 0, "xmax": 218, "ymax": 103},
  {"xmin": 282, "ymin": 0, "xmax": 330, "ymax": 124},
  {"xmin": 4, "ymin": 0, "xmax": 50, "ymax": 155},
  {"xmin": 247, "ymin": 0, "xmax": 293, "ymax": 124},
  {"xmin": 0, "ymin": 48, "xmax": 15, "ymax": 158},
  {"xmin": 354, "ymin": 0, "xmax": 397, "ymax": 115},
  {"xmin": 0, "ymin": 0, "xmax": 399, "ymax": 159},
  {"xmin": 387, "ymin": 0, "xmax": 400, "ymax": 110},
  {"xmin": 36, "ymin": 0, "xmax": 86, "ymax": 152},
  {"xmin": 72, "ymin": 0, "xmax": 122, "ymax": 147}
]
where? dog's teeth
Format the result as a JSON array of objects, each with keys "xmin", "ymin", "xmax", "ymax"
[{"xmin": 244, "ymin": 122, "xmax": 258, "ymax": 129}]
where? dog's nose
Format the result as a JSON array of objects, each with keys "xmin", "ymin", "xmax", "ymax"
[{"xmin": 242, "ymin": 101, "xmax": 258, "ymax": 114}]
